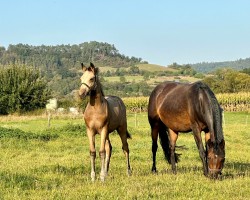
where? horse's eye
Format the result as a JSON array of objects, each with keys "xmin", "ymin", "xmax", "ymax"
[{"xmin": 90, "ymin": 78, "xmax": 94, "ymax": 82}]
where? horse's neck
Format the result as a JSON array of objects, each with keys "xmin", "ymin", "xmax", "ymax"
[{"xmin": 89, "ymin": 81, "xmax": 105, "ymax": 107}]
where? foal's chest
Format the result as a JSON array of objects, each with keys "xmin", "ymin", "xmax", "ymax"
[{"xmin": 84, "ymin": 107, "xmax": 108, "ymax": 129}]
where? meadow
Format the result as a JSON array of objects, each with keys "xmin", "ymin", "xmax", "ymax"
[{"xmin": 0, "ymin": 112, "xmax": 249, "ymax": 199}]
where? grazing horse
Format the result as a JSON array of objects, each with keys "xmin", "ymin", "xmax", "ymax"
[
  {"xmin": 148, "ymin": 81, "xmax": 225, "ymax": 178},
  {"xmin": 78, "ymin": 62, "xmax": 131, "ymax": 181}
]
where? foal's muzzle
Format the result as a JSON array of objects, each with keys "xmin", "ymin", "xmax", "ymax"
[{"xmin": 79, "ymin": 82, "xmax": 91, "ymax": 99}]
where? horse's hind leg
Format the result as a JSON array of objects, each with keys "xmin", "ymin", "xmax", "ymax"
[
  {"xmin": 168, "ymin": 129, "xmax": 178, "ymax": 174},
  {"xmin": 104, "ymin": 136, "xmax": 112, "ymax": 173},
  {"xmin": 117, "ymin": 126, "xmax": 131, "ymax": 176},
  {"xmin": 149, "ymin": 120, "xmax": 159, "ymax": 173}
]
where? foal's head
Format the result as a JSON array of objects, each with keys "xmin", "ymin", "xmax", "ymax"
[
  {"xmin": 79, "ymin": 62, "xmax": 98, "ymax": 98},
  {"xmin": 206, "ymin": 139, "xmax": 225, "ymax": 178}
]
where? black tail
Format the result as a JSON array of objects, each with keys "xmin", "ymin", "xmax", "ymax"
[
  {"xmin": 126, "ymin": 130, "xmax": 132, "ymax": 139},
  {"xmin": 158, "ymin": 121, "xmax": 180, "ymax": 164}
]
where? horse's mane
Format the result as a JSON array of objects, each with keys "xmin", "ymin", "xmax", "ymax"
[
  {"xmin": 90, "ymin": 67, "xmax": 105, "ymax": 96},
  {"xmin": 196, "ymin": 82, "xmax": 224, "ymax": 143}
]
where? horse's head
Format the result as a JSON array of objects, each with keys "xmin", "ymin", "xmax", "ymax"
[
  {"xmin": 79, "ymin": 62, "xmax": 97, "ymax": 98},
  {"xmin": 206, "ymin": 139, "xmax": 225, "ymax": 178}
]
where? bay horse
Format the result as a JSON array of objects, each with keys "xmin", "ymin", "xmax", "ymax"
[
  {"xmin": 78, "ymin": 62, "xmax": 131, "ymax": 181},
  {"xmin": 148, "ymin": 81, "xmax": 225, "ymax": 178}
]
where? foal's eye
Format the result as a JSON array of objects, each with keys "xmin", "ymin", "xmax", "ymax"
[{"xmin": 90, "ymin": 78, "xmax": 94, "ymax": 82}]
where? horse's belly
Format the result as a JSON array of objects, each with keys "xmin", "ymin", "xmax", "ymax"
[{"xmin": 159, "ymin": 111, "xmax": 192, "ymax": 132}]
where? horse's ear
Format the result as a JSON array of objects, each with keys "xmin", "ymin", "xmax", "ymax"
[
  {"xmin": 219, "ymin": 139, "xmax": 225, "ymax": 149},
  {"xmin": 81, "ymin": 63, "xmax": 87, "ymax": 71}
]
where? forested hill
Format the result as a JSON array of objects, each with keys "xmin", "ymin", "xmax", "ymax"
[
  {"xmin": 191, "ymin": 57, "xmax": 250, "ymax": 73},
  {"xmin": 0, "ymin": 41, "xmax": 144, "ymax": 73},
  {"xmin": 0, "ymin": 42, "xmax": 146, "ymax": 97}
]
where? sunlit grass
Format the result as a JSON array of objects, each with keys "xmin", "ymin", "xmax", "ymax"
[{"xmin": 0, "ymin": 112, "xmax": 249, "ymax": 199}]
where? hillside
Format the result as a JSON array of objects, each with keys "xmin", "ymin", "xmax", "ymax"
[
  {"xmin": 1, "ymin": 42, "xmax": 249, "ymax": 99},
  {"xmin": 0, "ymin": 42, "xmax": 146, "ymax": 97},
  {"xmin": 191, "ymin": 57, "xmax": 250, "ymax": 73}
]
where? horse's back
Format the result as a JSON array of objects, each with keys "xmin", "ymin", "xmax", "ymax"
[
  {"xmin": 148, "ymin": 81, "xmax": 205, "ymax": 132},
  {"xmin": 148, "ymin": 82, "xmax": 184, "ymax": 118}
]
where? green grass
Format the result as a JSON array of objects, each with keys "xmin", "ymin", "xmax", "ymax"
[
  {"xmin": 0, "ymin": 112, "xmax": 249, "ymax": 199},
  {"xmin": 137, "ymin": 64, "xmax": 171, "ymax": 72},
  {"xmin": 104, "ymin": 75, "xmax": 145, "ymax": 83}
]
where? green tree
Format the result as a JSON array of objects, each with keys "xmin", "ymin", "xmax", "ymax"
[
  {"xmin": 203, "ymin": 68, "xmax": 250, "ymax": 93},
  {"xmin": 0, "ymin": 65, "xmax": 51, "ymax": 114}
]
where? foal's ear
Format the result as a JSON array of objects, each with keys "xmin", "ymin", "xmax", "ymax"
[
  {"xmin": 89, "ymin": 62, "xmax": 97, "ymax": 74},
  {"xmin": 81, "ymin": 63, "xmax": 87, "ymax": 71},
  {"xmin": 90, "ymin": 62, "xmax": 95, "ymax": 68}
]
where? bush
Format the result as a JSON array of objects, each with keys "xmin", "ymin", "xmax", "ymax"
[{"xmin": 0, "ymin": 65, "xmax": 51, "ymax": 114}]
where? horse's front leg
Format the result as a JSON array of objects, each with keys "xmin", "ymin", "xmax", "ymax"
[
  {"xmin": 87, "ymin": 129, "xmax": 96, "ymax": 181},
  {"xmin": 99, "ymin": 127, "xmax": 108, "ymax": 182},
  {"xmin": 192, "ymin": 126, "xmax": 208, "ymax": 176},
  {"xmin": 168, "ymin": 129, "xmax": 178, "ymax": 174}
]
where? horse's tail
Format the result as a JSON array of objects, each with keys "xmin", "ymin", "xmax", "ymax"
[
  {"xmin": 198, "ymin": 82, "xmax": 224, "ymax": 142},
  {"xmin": 126, "ymin": 130, "xmax": 132, "ymax": 139},
  {"xmin": 158, "ymin": 121, "xmax": 180, "ymax": 164}
]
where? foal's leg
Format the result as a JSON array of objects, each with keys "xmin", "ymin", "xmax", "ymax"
[
  {"xmin": 104, "ymin": 136, "xmax": 112, "ymax": 173},
  {"xmin": 192, "ymin": 125, "xmax": 208, "ymax": 176},
  {"xmin": 87, "ymin": 129, "xmax": 96, "ymax": 181},
  {"xmin": 117, "ymin": 126, "xmax": 131, "ymax": 176},
  {"xmin": 168, "ymin": 129, "xmax": 178, "ymax": 174},
  {"xmin": 99, "ymin": 127, "xmax": 108, "ymax": 181}
]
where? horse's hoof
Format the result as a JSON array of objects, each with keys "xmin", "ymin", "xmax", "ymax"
[
  {"xmin": 151, "ymin": 169, "xmax": 158, "ymax": 174},
  {"xmin": 127, "ymin": 169, "xmax": 132, "ymax": 176}
]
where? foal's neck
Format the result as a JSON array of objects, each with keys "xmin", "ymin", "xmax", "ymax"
[{"xmin": 89, "ymin": 79, "xmax": 105, "ymax": 107}]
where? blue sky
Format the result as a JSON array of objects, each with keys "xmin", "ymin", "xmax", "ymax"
[{"xmin": 1, "ymin": 0, "xmax": 250, "ymax": 66}]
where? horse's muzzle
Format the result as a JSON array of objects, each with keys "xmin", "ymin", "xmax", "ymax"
[{"xmin": 208, "ymin": 168, "xmax": 222, "ymax": 179}]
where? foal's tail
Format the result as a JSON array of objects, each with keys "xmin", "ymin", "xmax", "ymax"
[{"xmin": 158, "ymin": 122, "xmax": 180, "ymax": 164}]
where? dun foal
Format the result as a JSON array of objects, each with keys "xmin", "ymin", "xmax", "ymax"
[{"xmin": 79, "ymin": 63, "xmax": 131, "ymax": 181}]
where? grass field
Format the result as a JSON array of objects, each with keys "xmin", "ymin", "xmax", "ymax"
[{"xmin": 0, "ymin": 112, "xmax": 249, "ymax": 199}]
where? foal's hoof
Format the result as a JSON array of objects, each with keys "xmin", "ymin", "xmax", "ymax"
[
  {"xmin": 91, "ymin": 172, "xmax": 96, "ymax": 182},
  {"xmin": 100, "ymin": 176, "xmax": 105, "ymax": 182},
  {"xmin": 127, "ymin": 169, "xmax": 132, "ymax": 176},
  {"xmin": 100, "ymin": 172, "xmax": 107, "ymax": 182}
]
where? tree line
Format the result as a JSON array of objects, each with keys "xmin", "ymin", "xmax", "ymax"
[
  {"xmin": 203, "ymin": 68, "xmax": 250, "ymax": 93},
  {"xmin": 0, "ymin": 42, "xmax": 144, "ymax": 72},
  {"xmin": 0, "ymin": 42, "xmax": 249, "ymax": 114},
  {"xmin": 0, "ymin": 42, "xmax": 145, "ymax": 98}
]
